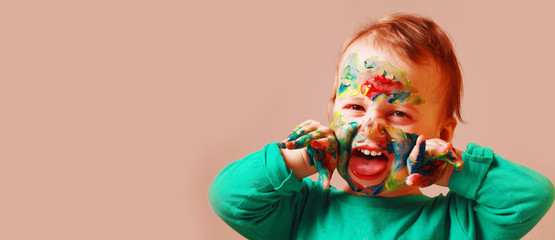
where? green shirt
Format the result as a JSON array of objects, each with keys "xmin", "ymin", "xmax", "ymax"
[{"xmin": 209, "ymin": 143, "xmax": 554, "ymax": 239}]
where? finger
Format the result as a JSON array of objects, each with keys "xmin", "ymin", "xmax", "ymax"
[
  {"xmin": 330, "ymin": 122, "xmax": 358, "ymax": 164},
  {"xmin": 405, "ymin": 173, "xmax": 422, "ymax": 186},
  {"xmin": 406, "ymin": 173, "xmax": 433, "ymax": 187},
  {"xmin": 334, "ymin": 122, "xmax": 359, "ymax": 148},
  {"xmin": 424, "ymin": 138, "xmax": 443, "ymax": 149},
  {"xmin": 279, "ymin": 122, "xmax": 319, "ymax": 149},
  {"xmin": 425, "ymin": 142, "xmax": 452, "ymax": 161},
  {"xmin": 290, "ymin": 120, "xmax": 312, "ymax": 132},
  {"xmin": 451, "ymin": 156, "xmax": 464, "ymax": 171},
  {"xmin": 308, "ymin": 138, "xmax": 337, "ymax": 189},
  {"xmin": 316, "ymin": 158, "xmax": 333, "ymax": 190},
  {"xmin": 341, "ymin": 122, "xmax": 360, "ymax": 137},
  {"xmin": 283, "ymin": 130, "xmax": 324, "ymax": 150},
  {"xmin": 308, "ymin": 137, "xmax": 336, "ymax": 160},
  {"xmin": 319, "ymin": 171, "xmax": 331, "ymax": 189},
  {"xmin": 437, "ymin": 142, "xmax": 453, "ymax": 156},
  {"xmin": 407, "ymin": 135, "xmax": 426, "ymax": 174},
  {"xmin": 306, "ymin": 138, "xmax": 329, "ymax": 167},
  {"xmin": 435, "ymin": 143, "xmax": 464, "ymax": 171},
  {"xmin": 284, "ymin": 122, "xmax": 318, "ymax": 142}
]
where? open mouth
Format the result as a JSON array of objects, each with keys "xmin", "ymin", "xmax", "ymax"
[{"xmin": 349, "ymin": 148, "xmax": 390, "ymax": 182}]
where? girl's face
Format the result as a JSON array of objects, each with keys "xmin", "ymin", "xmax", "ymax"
[{"xmin": 332, "ymin": 44, "xmax": 454, "ymax": 196}]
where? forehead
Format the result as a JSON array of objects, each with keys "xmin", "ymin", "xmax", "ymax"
[{"xmin": 338, "ymin": 43, "xmax": 443, "ymax": 104}]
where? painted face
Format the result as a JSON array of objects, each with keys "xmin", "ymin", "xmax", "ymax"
[{"xmin": 332, "ymin": 44, "xmax": 447, "ymax": 196}]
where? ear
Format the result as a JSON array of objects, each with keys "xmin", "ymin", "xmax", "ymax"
[{"xmin": 439, "ymin": 117, "xmax": 457, "ymax": 142}]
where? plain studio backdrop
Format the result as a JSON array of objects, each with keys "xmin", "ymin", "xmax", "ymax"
[{"xmin": 1, "ymin": 0, "xmax": 554, "ymax": 239}]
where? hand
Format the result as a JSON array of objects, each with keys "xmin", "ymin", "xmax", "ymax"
[
  {"xmin": 405, "ymin": 136, "xmax": 464, "ymax": 187},
  {"xmin": 279, "ymin": 120, "xmax": 338, "ymax": 189},
  {"xmin": 330, "ymin": 116, "xmax": 359, "ymax": 181}
]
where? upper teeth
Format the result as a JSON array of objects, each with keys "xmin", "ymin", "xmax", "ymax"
[{"xmin": 361, "ymin": 149, "xmax": 382, "ymax": 156}]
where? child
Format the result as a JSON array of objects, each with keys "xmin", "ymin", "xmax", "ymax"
[{"xmin": 209, "ymin": 13, "xmax": 554, "ymax": 239}]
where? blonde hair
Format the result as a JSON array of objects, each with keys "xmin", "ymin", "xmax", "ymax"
[{"xmin": 329, "ymin": 13, "xmax": 463, "ymax": 122}]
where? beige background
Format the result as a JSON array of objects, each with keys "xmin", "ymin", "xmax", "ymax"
[{"xmin": 2, "ymin": 0, "xmax": 554, "ymax": 239}]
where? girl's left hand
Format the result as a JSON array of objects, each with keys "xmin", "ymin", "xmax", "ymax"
[{"xmin": 405, "ymin": 135, "xmax": 464, "ymax": 187}]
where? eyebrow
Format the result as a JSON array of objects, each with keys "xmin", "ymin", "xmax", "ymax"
[
  {"xmin": 395, "ymin": 103, "xmax": 421, "ymax": 115},
  {"xmin": 337, "ymin": 95, "xmax": 367, "ymax": 102}
]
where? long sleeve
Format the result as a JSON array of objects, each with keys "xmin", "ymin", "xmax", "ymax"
[
  {"xmin": 208, "ymin": 143, "xmax": 307, "ymax": 239},
  {"xmin": 448, "ymin": 143, "xmax": 555, "ymax": 239}
]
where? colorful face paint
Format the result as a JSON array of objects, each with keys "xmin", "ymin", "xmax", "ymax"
[
  {"xmin": 331, "ymin": 111, "xmax": 419, "ymax": 196},
  {"xmin": 338, "ymin": 53, "xmax": 424, "ymax": 104},
  {"xmin": 332, "ymin": 53, "xmax": 426, "ymax": 195}
]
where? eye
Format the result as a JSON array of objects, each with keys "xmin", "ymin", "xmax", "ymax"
[
  {"xmin": 347, "ymin": 104, "xmax": 365, "ymax": 111},
  {"xmin": 390, "ymin": 111, "xmax": 409, "ymax": 118}
]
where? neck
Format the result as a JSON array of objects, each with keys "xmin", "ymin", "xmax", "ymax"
[{"xmin": 343, "ymin": 185, "xmax": 423, "ymax": 198}]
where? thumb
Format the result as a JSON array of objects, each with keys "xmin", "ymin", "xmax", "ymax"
[{"xmin": 336, "ymin": 122, "xmax": 359, "ymax": 161}]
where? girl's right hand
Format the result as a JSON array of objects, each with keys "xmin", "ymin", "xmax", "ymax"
[{"xmin": 279, "ymin": 120, "xmax": 338, "ymax": 189}]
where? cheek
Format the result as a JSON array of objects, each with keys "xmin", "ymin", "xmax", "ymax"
[
  {"xmin": 410, "ymin": 121, "xmax": 441, "ymax": 139},
  {"xmin": 416, "ymin": 104, "xmax": 446, "ymax": 135},
  {"xmin": 330, "ymin": 110, "xmax": 344, "ymax": 131},
  {"xmin": 334, "ymin": 107, "xmax": 367, "ymax": 126}
]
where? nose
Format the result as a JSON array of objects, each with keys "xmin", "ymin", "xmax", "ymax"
[{"xmin": 360, "ymin": 117, "xmax": 387, "ymax": 138}]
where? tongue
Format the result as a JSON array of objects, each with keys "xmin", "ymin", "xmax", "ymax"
[{"xmin": 350, "ymin": 154, "xmax": 388, "ymax": 176}]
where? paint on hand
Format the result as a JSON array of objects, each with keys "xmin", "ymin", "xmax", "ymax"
[
  {"xmin": 306, "ymin": 138, "xmax": 338, "ymax": 188},
  {"xmin": 330, "ymin": 111, "xmax": 359, "ymax": 183},
  {"xmin": 281, "ymin": 130, "xmax": 323, "ymax": 149},
  {"xmin": 279, "ymin": 122, "xmax": 315, "ymax": 149},
  {"xmin": 406, "ymin": 142, "xmax": 464, "ymax": 187},
  {"xmin": 432, "ymin": 150, "xmax": 464, "ymax": 170},
  {"xmin": 381, "ymin": 126, "xmax": 419, "ymax": 193},
  {"xmin": 338, "ymin": 53, "xmax": 424, "ymax": 104},
  {"xmin": 278, "ymin": 122, "xmax": 339, "ymax": 189}
]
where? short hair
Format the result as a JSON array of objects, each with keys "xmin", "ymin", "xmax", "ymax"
[{"xmin": 329, "ymin": 13, "xmax": 463, "ymax": 122}]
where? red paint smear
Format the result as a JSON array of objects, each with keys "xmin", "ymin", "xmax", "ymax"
[
  {"xmin": 311, "ymin": 140, "xmax": 321, "ymax": 148},
  {"xmin": 361, "ymin": 75, "xmax": 404, "ymax": 100},
  {"xmin": 353, "ymin": 180, "xmax": 365, "ymax": 190}
]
